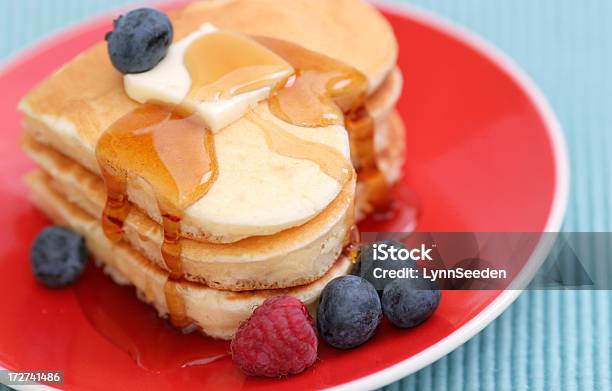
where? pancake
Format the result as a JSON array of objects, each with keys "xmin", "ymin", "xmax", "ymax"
[
  {"xmin": 21, "ymin": 98, "xmax": 352, "ymax": 244},
  {"xmin": 21, "ymin": 65, "xmax": 404, "ymax": 229},
  {"xmin": 377, "ymin": 110, "xmax": 407, "ymax": 186},
  {"xmin": 25, "ymin": 170, "xmax": 353, "ymax": 340},
  {"xmin": 368, "ymin": 68, "xmax": 403, "ymax": 125},
  {"xmin": 19, "ymin": 0, "xmax": 398, "ymax": 243},
  {"xmin": 22, "ymin": 133, "xmax": 355, "ymax": 291},
  {"xmin": 18, "ymin": 0, "xmax": 406, "ymax": 341},
  {"xmin": 21, "ymin": 108, "xmax": 406, "ymax": 289},
  {"xmin": 20, "ymin": 107, "xmax": 405, "ymax": 292},
  {"xmin": 173, "ymin": 0, "xmax": 398, "ymax": 92},
  {"xmin": 356, "ymin": 110, "xmax": 406, "ymax": 219},
  {"xmin": 361, "ymin": 67, "xmax": 404, "ymax": 177}
]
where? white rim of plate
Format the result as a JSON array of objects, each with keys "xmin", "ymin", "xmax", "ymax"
[{"xmin": 0, "ymin": 1, "xmax": 569, "ymax": 390}]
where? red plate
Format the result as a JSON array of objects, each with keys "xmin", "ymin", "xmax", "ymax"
[{"xmin": 0, "ymin": 1, "xmax": 568, "ymax": 390}]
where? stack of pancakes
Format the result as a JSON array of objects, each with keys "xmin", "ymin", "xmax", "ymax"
[{"xmin": 19, "ymin": 0, "xmax": 404, "ymax": 340}]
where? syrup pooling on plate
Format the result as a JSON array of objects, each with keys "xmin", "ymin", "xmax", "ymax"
[
  {"xmin": 185, "ymin": 31, "xmax": 293, "ymax": 102},
  {"xmin": 75, "ymin": 264, "xmax": 230, "ymax": 372},
  {"xmin": 256, "ymin": 37, "xmax": 386, "ymax": 203}
]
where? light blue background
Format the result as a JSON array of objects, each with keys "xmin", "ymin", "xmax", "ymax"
[{"xmin": 1, "ymin": 1, "xmax": 610, "ymax": 390}]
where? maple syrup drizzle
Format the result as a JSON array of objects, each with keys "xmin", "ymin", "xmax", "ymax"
[
  {"xmin": 100, "ymin": 166, "xmax": 130, "ymax": 243},
  {"xmin": 163, "ymin": 279, "xmax": 190, "ymax": 328},
  {"xmin": 246, "ymin": 112, "xmax": 353, "ymax": 185},
  {"xmin": 96, "ymin": 102, "xmax": 217, "ymax": 327},
  {"xmin": 97, "ymin": 33, "xmax": 297, "ymax": 328},
  {"xmin": 185, "ymin": 31, "xmax": 293, "ymax": 102},
  {"xmin": 254, "ymin": 37, "xmax": 388, "ymax": 208},
  {"xmin": 344, "ymin": 225, "xmax": 362, "ymax": 264}
]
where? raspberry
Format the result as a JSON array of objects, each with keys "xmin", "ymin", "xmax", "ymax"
[{"xmin": 230, "ymin": 296, "xmax": 318, "ymax": 377}]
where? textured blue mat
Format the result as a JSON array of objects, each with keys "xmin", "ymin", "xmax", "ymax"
[{"xmin": 1, "ymin": 1, "xmax": 610, "ymax": 390}]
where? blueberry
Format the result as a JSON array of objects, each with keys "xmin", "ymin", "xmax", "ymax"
[
  {"xmin": 317, "ymin": 275, "xmax": 382, "ymax": 349},
  {"xmin": 382, "ymin": 278, "xmax": 441, "ymax": 328},
  {"xmin": 353, "ymin": 240, "xmax": 416, "ymax": 293},
  {"xmin": 31, "ymin": 227, "xmax": 88, "ymax": 287},
  {"xmin": 105, "ymin": 8, "xmax": 173, "ymax": 74}
]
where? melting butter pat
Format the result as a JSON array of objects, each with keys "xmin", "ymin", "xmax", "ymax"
[{"xmin": 124, "ymin": 24, "xmax": 294, "ymax": 132}]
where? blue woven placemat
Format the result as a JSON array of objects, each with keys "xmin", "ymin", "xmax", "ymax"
[{"xmin": 1, "ymin": 1, "xmax": 610, "ymax": 390}]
